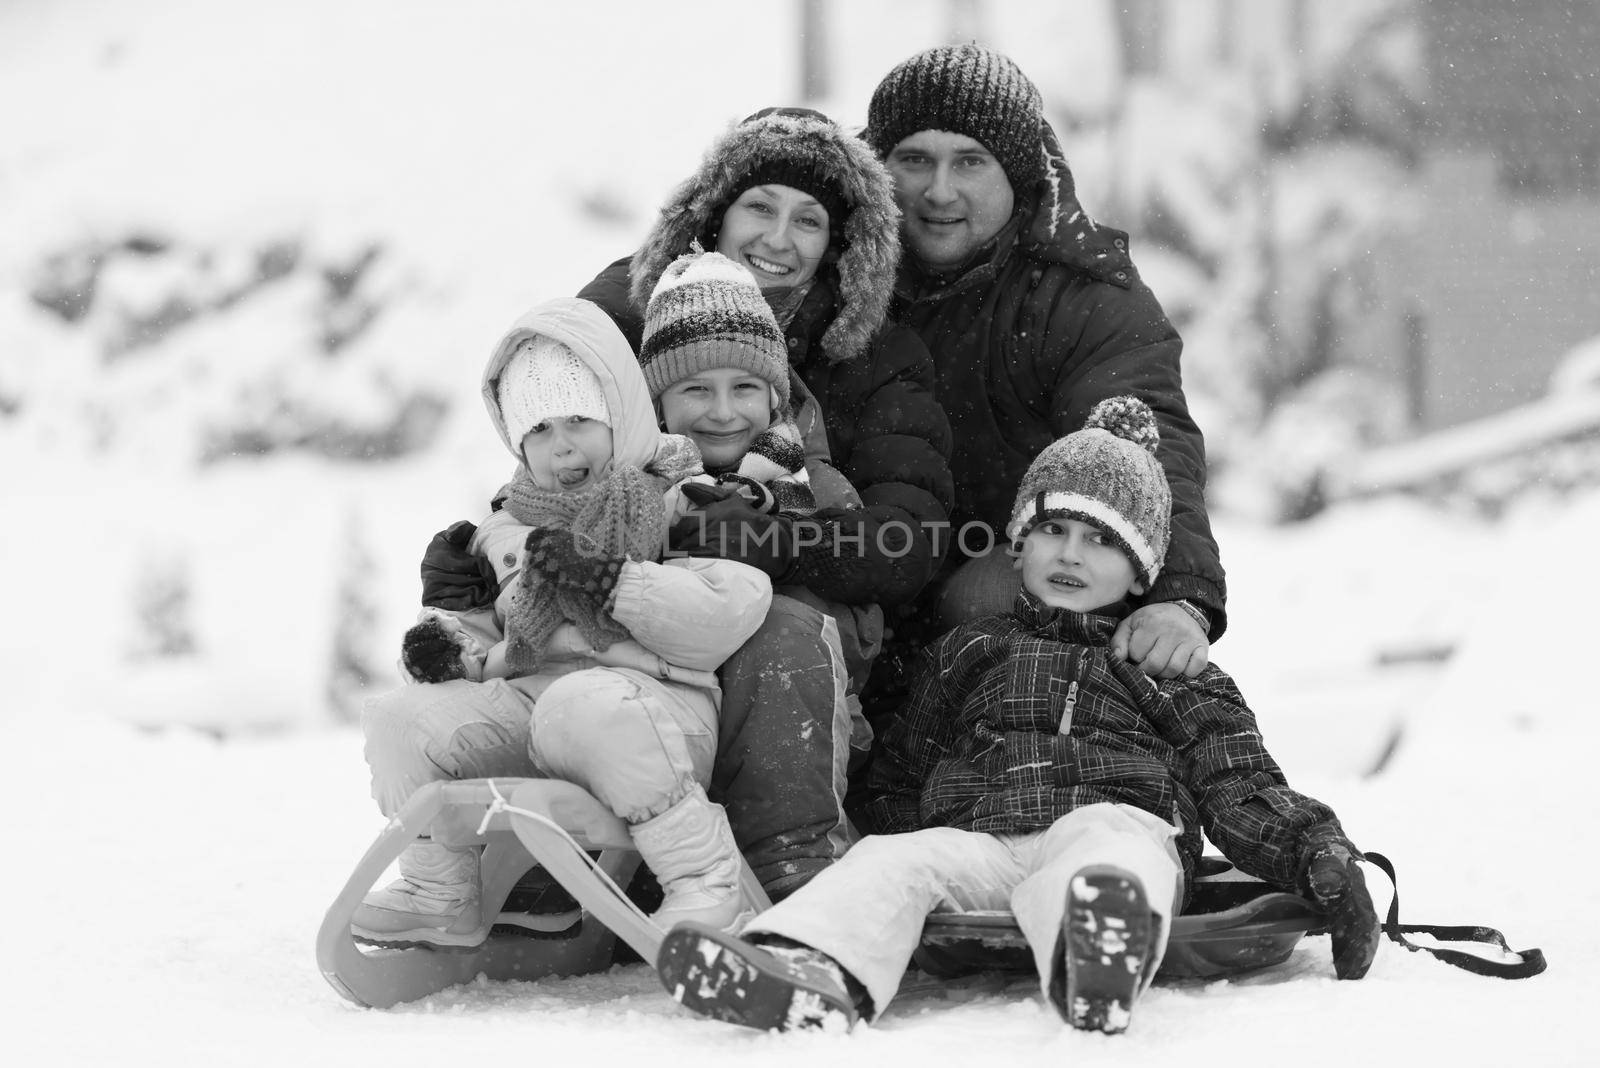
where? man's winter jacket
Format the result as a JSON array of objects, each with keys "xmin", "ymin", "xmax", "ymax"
[{"xmin": 890, "ymin": 128, "xmax": 1226, "ymax": 634}]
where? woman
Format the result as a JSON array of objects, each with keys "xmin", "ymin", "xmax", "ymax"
[
  {"xmin": 429, "ymin": 108, "xmax": 954, "ymax": 899},
  {"xmin": 573, "ymin": 107, "xmax": 954, "ymax": 893}
]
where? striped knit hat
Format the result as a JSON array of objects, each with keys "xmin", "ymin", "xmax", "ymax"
[
  {"xmin": 865, "ymin": 44, "xmax": 1047, "ymax": 193},
  {"xmin": 640, "ymin": 252, "xmax": 791, "ymax": 409},
  {"xmin": 1007, "ymin": 397, "xmax": 1171, "ymax": 588}
]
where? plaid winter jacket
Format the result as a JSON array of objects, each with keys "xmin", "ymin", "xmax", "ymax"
[{"xmin": 865, "ymin": 593, "xmax": 1348, "ymax": 902}]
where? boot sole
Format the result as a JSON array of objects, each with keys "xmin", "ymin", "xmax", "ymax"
[
  {"xmin": 657, "ymin": 924, "xmax": 857, "ymax": 1033},
  {"xmin": 1060, "ymin": 867, "xmax": 1154, "ymax": 1034},
  {"xmin": 350, "ymin": 922, "xmax": 489, "ymax": 951}
]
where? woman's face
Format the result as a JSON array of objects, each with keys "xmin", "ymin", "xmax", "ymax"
[
  {"xmin": 658, "ymin": 368, "xmax": 775, "ymax": 469},
  {"xmin": 716, "ymin": 184, "xmax": 830, "ymax": 290}
]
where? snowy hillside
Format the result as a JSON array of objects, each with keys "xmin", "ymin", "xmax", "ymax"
[{"xmin": 4, "ymin": 2, "xmax": 1597, "ymax": 1064}]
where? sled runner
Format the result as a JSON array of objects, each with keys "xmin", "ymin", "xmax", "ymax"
[{"xmin": 319, "ymin": 777, "xmax": 1335, "ymax": 1008}]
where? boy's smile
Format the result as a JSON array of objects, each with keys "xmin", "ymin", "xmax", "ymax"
[
  {"xmin": 1016, "ymin": 517, "xmax": 1143, "ymax": 613},
  {"xmin": 659, "ymin": 368, "xmax": 775, "ymax": 469}
]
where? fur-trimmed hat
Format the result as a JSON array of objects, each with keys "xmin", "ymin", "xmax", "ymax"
[
  {"xmin": 864, "ymin": 44, "xmax": 1047, "ymax": 194},
  {"xmin": 640, "ymin": 252, "xmax": 791, "ymax": 408},
  {"xmin": 1007, "ymin": 397, "xmax": 1171, "ymax": 588},
  {"xmin": 629, "ymin": 107, "xmax": 901, "ymax": 364},
  {"xmin": 496, "ymin": 335, "xmax": 611, "ymax": 447}
]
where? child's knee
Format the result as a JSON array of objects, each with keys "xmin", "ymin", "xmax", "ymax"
[{"xmin": 532, "ymin": 670, "xmax": 652, "ymax": 749}]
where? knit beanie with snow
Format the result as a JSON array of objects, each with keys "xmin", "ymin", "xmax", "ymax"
[
  {"xmin": 497, "ymin": 336, "xmax": 611, "ymax": 447},
  {"xmin": 640, "ymin": 252, "xmax": 791, "ymax": 409},
  {"xmin": 1007, "ymin": 397, "xmax": 1172, "ymax": 588},
  {"xmin": 864, "ymin": 43, "xmax": 1047, "ymax": 194}
]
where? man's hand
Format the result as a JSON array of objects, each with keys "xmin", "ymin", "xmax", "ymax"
[{"xmin": 1111, "ymin": 601, "xmax": 1209, "ymax": 678}]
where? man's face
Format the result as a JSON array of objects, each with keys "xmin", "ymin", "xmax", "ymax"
[{"xmin": 885, "ymin": 130, "xmax": 1015, "ymax": 269}]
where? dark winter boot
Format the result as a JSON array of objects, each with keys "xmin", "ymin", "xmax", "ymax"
[
  {"xmin": 1052, "ymin": 865, "xmax": 1158, "ymax": 1035},
  {"xmin": 657, "ymin": 923, "xmax": 861, "ymax": 1032}
]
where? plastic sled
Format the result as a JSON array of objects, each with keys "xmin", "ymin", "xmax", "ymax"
[
  {"xmin": 319, "ymin": 779, "xmax": 1323, "ymax": 1008},
  {"xmin": 917, "ymin": 857, "xmax": 1325, "ymax": 982},
  {"xmin": 317, "ymin": 777, "xmax": 772, "ymax": 1008}
]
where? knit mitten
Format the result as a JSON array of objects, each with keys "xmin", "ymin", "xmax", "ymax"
[
  {"xmin": 401, "ymin": 617, "xmax": 470, "ymax": 684},
  {"xmin": 523, "ymin": 528, "xmax": 626, "ymax": 607},
  {"xmin": 1300, "ymin": 824, "xmax": 1381, "ymax": 980}
]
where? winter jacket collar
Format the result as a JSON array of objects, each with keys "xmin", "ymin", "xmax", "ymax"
[{"xmin": 1012, "ymin": 589, "xmax": 1129, "ymax": 645}]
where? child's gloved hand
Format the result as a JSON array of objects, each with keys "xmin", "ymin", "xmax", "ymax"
[
  {"xmin": 401, "ymin": 616, "xmax": 470, "ymax": 683},
  {"xmin": 523, "ymin": 528, "xmax": 625, "ymax": 605},
  {"xmin": 668, "ymin": 493, "xmax": 798, "ymax": 581},
  {"xmin": 420, "ymin": 520, "xmax": 500, "ymax": 611},
  {"xmin": 1301, "ymin": 826, "xmax": 1381, "ymax": 980}
]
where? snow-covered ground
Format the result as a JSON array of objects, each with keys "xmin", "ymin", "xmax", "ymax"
[{"xmin": 5, "ymin": 2, "xmax": 1597, "ymax": 1065}]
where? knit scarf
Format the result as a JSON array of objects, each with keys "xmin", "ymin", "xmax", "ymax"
[
  {"xmin": 501, "ymin": 435, "xmax": 703, "ymax": 672},
  {"xmin": 705, "ymin": 417, "xmax": 816, "ymax": 516}
]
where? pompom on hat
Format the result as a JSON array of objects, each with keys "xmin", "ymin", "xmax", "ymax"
[
  {"xmin": 865, "ymin": 44, "xmax": 1047, "ymax": 194},
  {"xmin": 1007, "ymin": 397, "xmax": 1171, "ymax": 588},
  {"xmin": 640, "ymin": 251, "xmax": 791, "ymax": 409},
  {"xmin": 496, "ymin": 335, "xmax": 611, "ymax": 447}
]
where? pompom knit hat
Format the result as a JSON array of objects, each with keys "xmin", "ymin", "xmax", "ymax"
[
  {"xmin": 1007, "ymin": 396, "xmax": 1172, "ymax": 588},
  {"xmin": 497, "ymin": 335, "xmax": 610, "ymax": 446},
  {"xmin": 865, "ymin": 43, "xmax": 1047, "ymax": 194},
  {"xmin": 640, "ymin": 252, "xmax": 791, "ymax": 409}
]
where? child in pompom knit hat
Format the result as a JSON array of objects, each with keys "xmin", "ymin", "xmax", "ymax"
[
  {"xmin": 353, "ymin": 297, "xmax": 775, "ymax": 950},
  {"xmin": 656, "ymin": 397, "xmax": 1380, "ymax": 1035}
]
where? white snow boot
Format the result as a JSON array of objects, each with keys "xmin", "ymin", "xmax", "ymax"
[
  {"xmin": 351, "ymin": 840, "xmax": 488, "ymax": 949},
  {"xmin": 630, "ymin": 785, "xmax": 752, "ymax": 933}
]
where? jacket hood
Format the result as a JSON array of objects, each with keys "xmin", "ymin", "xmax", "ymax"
[
  {"xmin": 481, "ymin": 297, "xmax": 660, "ymax": 469},
  {"xmin": 1016, "ymin": 119, "xmax": 1138, "ymax": 288},
  {"xmin": 629, "ymin": 108, "xmax": 901, "ymax": 363}
]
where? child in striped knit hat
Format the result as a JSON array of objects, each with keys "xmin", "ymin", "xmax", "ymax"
[
  {"xmin": 657, "ymin": 397, "xmax": 1379, "ymax": 1036},
  {"xmin": 641, "ymin": 251, "xmax": 817, "ymax": 519}
]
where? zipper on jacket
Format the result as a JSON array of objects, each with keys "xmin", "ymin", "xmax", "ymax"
[{"xmin": 1057, "ymin": 679, "xmax": 1078, "ymax": 735}]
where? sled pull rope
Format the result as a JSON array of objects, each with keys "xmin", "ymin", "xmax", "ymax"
[
  {"xmin": 477, "ymin": 779, "xmax": 636, "ymax": 905},
  {"xmin": 1364, "ymin": 852, "xmax": 1546, "ymax": 979}
]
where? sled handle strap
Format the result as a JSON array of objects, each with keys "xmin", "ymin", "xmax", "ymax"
[{"xmin": 1363, "ymin": 851, "xmax": 1546, "ymax": 979}]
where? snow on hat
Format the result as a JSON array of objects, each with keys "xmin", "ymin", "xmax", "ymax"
[
  {"xmin": 865, "ymin": 43, "xmax": 1047, "ymax": 193},
  {"xmin": 496, "ymin": 335, "xmax": 610, "ymax": 447},
  {"xmin": 640, "ymin": 251, "xmax": 791, "ymax": 409},
  {"xmin": 1007, "ymin": 396, "xmax": 1172, "ymax": 587}
]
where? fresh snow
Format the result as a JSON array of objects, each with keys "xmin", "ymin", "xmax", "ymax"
[{"xmin": 4, "ymin": 2, "xmax": 1597, "ymax": 1065}]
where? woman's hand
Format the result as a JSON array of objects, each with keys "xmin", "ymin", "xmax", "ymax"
[{"xmin": 1111, "ymin": 602, "xmax": 1209, "ymax": 678}]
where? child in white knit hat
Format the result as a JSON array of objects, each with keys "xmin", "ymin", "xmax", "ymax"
[
  {"xmin": 353, "ymin": 296, "xmax": 774, "ymax": 950},
  {"xmin": 656, "ymin": 396, "xmax": 1380, "ymax": 1035}
]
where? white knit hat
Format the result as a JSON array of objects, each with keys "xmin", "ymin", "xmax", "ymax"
[{"xmin": 496, "ymin": 336, "xmax": 610, "ymax": 446}]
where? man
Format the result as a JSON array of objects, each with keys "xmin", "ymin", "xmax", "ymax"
[{"xmin": 861, "ymin": 43, "xmax": 1225, "ymax": 682}]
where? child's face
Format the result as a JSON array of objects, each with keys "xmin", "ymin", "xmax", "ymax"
[
  {"xmin": 716, "ymin": 184, "xmax": 830, "ymax": 290},
  {"xmin": 659, "ymin": 368, "xmax": 774, "ymax": 469},
  {"xmin": 1015, "ymin": 517, "xmax": 1144, "ymax": 613},
  {"xmin": 519, "ymin": 415, "xmax": 614, "ymax": 493}
]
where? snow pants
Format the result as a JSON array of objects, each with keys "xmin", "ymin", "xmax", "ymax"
[
  {"xmin": 711, "ymin": 593, "xmax": 855, "ymax": 900},
  {"xmin": 362, "ymin": 667, "xmax": 717, "ymax": 825},
  {"xmin": 741, "ymin": 803, "xmax": 1183, "ymax": 1018}
]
